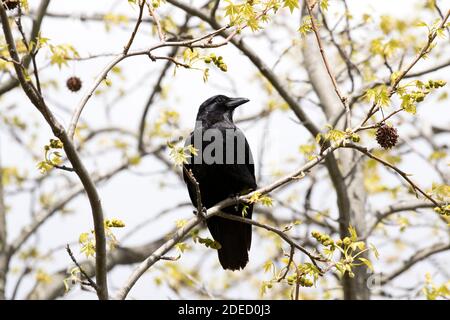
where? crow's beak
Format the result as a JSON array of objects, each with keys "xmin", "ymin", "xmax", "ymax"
[{"xmin": 226, "ymin": 97, "xmax": 250, "ymax": 109}]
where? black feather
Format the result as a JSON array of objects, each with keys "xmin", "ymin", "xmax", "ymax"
[{"xmin": 183, "ymin": 95, "xmax": 257, "ymax": 270}]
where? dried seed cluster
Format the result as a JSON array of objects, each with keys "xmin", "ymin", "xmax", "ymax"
[
  {"xmin": 66, "ymin": 76, "xmax": 82, "ymax": 92},
  {"xmin": 376, "ymin": 124, "xmax": 399, "ymax": 149}
]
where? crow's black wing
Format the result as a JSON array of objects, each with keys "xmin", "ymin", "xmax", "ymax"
[
  {"xmin": 182, "ymin": 125, "xmax": 256, "ymax": 270},
  {"xmin": 183, "ymin": 127, "xmax": 256, "ymax": 205},
  {"xmin": 226, "ymin": 127, "xmax": 256, "ymax": 191}
]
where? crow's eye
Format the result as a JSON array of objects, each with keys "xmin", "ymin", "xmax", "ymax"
[{"xmin": 215, "ymin": 96, "xmax": 226, "ymax": 104}]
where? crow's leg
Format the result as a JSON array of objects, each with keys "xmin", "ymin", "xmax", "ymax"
[
  {"xmin": 193, "ymin": 206, "xmax": 208, "ymax": 221},
  {"xmin": 233, "ymin": 193, "xmax": 241, "ymax": 211}
]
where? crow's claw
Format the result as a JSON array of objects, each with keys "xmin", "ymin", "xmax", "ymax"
[
  {"xmin": 233, "ymin": 193, "xmax": 240, "ymax": 210},
  {"xmin": 194, "ymin": 207, "xmax": 207, "ymax": 221}
]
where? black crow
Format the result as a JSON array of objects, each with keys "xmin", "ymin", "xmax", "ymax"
[{"xmin": 183, "ymin": 95, "xmax": 257, "ymax": 270}]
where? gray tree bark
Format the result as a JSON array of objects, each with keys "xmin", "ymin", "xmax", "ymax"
[
  {"xmin": 27, "ymin": 237, "xmax": 167, "ymax": 300},
  {"xmin": 0, "ymin": 145, "xmax": 8, "ymax": 300},
  {"xmin": 301, "ymin": 6, "xmax": 370, "ymax": 300}
]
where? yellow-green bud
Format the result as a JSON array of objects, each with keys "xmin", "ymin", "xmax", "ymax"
[
  {"xmin": 435, "ymin": 80, "xmax": 446, "ymax": 87},
  {"xmin": 351, "ymin": 134, "xmax": 360, "ymax": 143},
  {"xmin": 343, "ymin": 237, "xmax": 351, "ymax": 246}
]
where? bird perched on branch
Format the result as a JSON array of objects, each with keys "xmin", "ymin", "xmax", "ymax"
[{"xmin": 183, "ymin": 95, "xmax": 257, "ymax": 271}]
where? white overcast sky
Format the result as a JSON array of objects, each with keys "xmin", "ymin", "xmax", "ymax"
[{"xmin": 1, "ymin": 0, "xmax": 449, "ymax": 299}]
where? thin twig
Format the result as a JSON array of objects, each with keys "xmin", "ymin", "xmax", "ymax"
[
  {"xmin": 305, "ymin": 2, "xmax": 349, "ymax": 115},
  {"xmin": 214, "ymin": 211, "xmax": 326, "ymax": 270},
  {"xmin": 10, "ymin": 266, "xmax": 31, "ymax": 300},
  {"xmin": 182, "ymin": 166, "xmax": 205, "ymax": 218},
  {"xmin": 210, "ymin": 0, "xmax": 221, "ymax": 21},
  {"xmin": 53, "ymin": 164, "xmax": 75, "ymax": 172},
  {"xmin": 379, "ymin": 242, "xmax": 450, "ymax": 285},
  {"xmin": 363, "ymin": 201, "xmax": 443, "ymax": 239},
  {"xmin": 344, "ymin": 143, "xmax": 440, "ymax": 207},
  {"xmin": 160, "ymin": 255, "xmax": 180, "ymax": 261},
  {"xmin": 0, "ymin": 55, "xmax": 21, "ymax": 65},
  {"xmin": 66, "ymin": 245, "xmax": 99, "ymax": 291},
  {"xmin": 115, "ymin": 143, "xmax": 339, "ymax": 299},
  {"xmin": 149, "ymin": 54, "xmax": 190, "ymax": 68},
  {"xmin": 355, "ymin": 108, "xmax": 403, "ymax": 133},
  {"xmin": 356, "ymin": 10, "xmax": 450, "ymax": 130},
  {"xmin": 0, "ymin": 5, "xmax": 109, "ymax": 300},
  {"xmin": 15, "ymin": 6, "xmax": 42, "ymax": 95},
  {"xmin": 277, "ymin": 246, "xmax": 295, "ymax": 282},
  {"xmin": 123, "ymin": 0, "xmax": 145, "ymax": 54},
  {"xmin": 67, "ymin": 24, "xmax": 232, "ymax": 139},
  {"xmin": 147, "ymin": 1, "xmax": 165, "ymax": 42}
]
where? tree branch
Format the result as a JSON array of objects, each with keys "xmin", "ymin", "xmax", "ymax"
[
  {"xmin": 137, "ymin": 49, "xmax": 176, "ymax": 152},
  {"xmin": 27, "ymin": 237, "xmax": 167, "ymax": 300},
  {"xmin": 356, "ymin": 10, "xmax": 450, "ymax": 129},
  {"xmin": 0, "ymin": 0, "xmax": 50, "ymax": 96},
  {"xmin": 305, "ymin": 2, "xmax": 349, "ymax": 114},
  {"xmin": 344, "ymin": 143, "xmax": 441, "ymax": 207},
  {"xmin": 115, "ymin": 143, "xmax": 340, "ymax": 299},
  {"xmin": 364, "ymin": 201, "xmax": 444, "ymax": 239},
  {"xmin": 123, "ymin": 0, "xmax": 145, "ymax": 54},
  {"xmin": 67, "ymin": 24, "xmax": 232, "ymax": 139},
  {"xmin": 66, "ymin": 245, "xmax": 98, "ymax": 291},
  {"xmin": 0, "ymin": 5, "xmax": 109, "ymax": 299},
  {"xmin": 380, "ymin": 242, "xmax": 450, "ymax": 285},
  {"xmin": 301, "ymin": 1, "xmax": 369, "ymax": 299},
  {"xmin": 166, "ymin": 0, "xmax": 321, "ymax": 137},
  {"xmin": 147, "ymin": 1, "xmax": 165, "ymax": 42}
]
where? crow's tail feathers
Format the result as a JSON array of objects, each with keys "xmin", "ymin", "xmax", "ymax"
[
  {"xmin": 207, "ymin": 206, "xmax": 252, "ymax": 271},
  {"xmin": 216, "ymin": 226, "xmax": 249, "ymax": 271}
]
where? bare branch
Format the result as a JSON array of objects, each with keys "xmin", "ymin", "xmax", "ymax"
[
  {"xmin": 210, "ymin": 0, "xmax": 220, "ymax": 21},
  {"xmin": 166, "ymin": 0, "xmax": 321, "ymax": 137},
  {"xmin": 147, "ymin": 1, "xmax": 165, "ymax": 42},
  {"xmin": 380, "ymin": 243, "xmax": 450, "ymax": 285},
  {"xmin": 277, "ymin": 247, "xmax": 295, "ymax": 282},
  {"xmin": 67, "ymin": 24, "xmax": 232, "ymax": 140},
  {"xmin": 66, "ymin": 245, "xmax": 98, "ymax": 291},
  {"xmin": 123, "ymin": 0, "xmax": 145, "ymax": 54},
  {"xmin": 27, "ymin": 237, "xmax": 167, "ymax": 300},
  {"xmin": 364, "ymin": 201, "xmax": 444, "ymax": 239},
  {"xmin": 344, "ymin": 143, "xmax": 441, "ymax": 207},
  {"xmin": 183, "ymin": 167, "xmax": 204, "ymax": 217},
  {"xmin": 10, "ymin": 265, "xmax": 31, "ymax": 300},
  {"xmin": 214, "ymin": 211, "xmax": 326, "ymax": 269},
  {"xmin": 27, "ymin": 11, "xmax": 153, "ymax": 24},
  {"xmin": 356, "ymin": 10, "xmax": 450, "ymax": 130},
  {"xmin": 0, "ymin": 0, "xmax": 50, "ymax": 96},
  {"xmin": 115, "ymin": 143, "xmax": 340, "ymax": 299},
  {"xmin": 0, "ymin": 4, "xmax": 109, "ymax": 299},
  {"xmin": 404, "ymin": 58, "xmax": 450, "ymax": 78},
  {"xmin": 305, "ymin": 2, "xmax": 349, "ymax": 119}
]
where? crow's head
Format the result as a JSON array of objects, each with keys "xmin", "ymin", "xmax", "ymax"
[{"xmin": 196, "ymin": 95, "xmax": 249, "ymax": 123}]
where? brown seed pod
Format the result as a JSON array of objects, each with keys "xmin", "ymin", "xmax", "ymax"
[
  {"xmin": 66, "ymin": 76, "xmax": 82, "ymax": 92},
  {"xmin": 2, "ymin": 0, "xmax": 19, "ymax": 10},
  {"xmin": 376, "ymin": 124, "xmax": 399, "ymax": 149}
]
